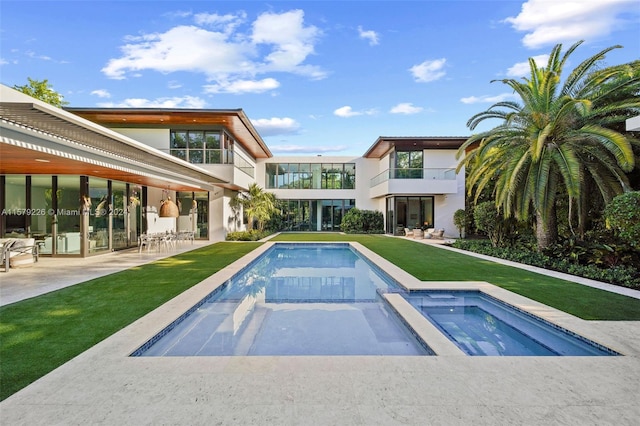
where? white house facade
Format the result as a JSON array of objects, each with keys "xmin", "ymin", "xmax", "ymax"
[{"xmin": 1, "ymin": 84, "xmax": 466, "ymax": 258}]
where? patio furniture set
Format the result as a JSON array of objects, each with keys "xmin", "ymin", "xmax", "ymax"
[{"xmin": 404, "ymin": 227, "xmax": 445, "ymax": 239}]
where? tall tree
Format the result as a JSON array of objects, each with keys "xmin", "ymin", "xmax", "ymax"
[
  {"xmin": 456, "ymin": 41, "xmax": 640, "ymax": 251},
  {"xmin": 13, "ymin": 78, "xmax": 68, "ymax": 107}
]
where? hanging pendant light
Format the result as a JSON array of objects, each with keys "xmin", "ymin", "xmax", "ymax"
[{"xmin": 159, "ymin": 189, "xmax": 179, "ymax": 218}]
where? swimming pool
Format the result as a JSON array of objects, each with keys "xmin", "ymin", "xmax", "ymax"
[
  {"xmin": 404, "ymin": 290, "xmax": 619, "ymax": 356},
  {"xmin": 132, "ymin": 243, "xmax": 431, "ymax": 356},
  {"xmin": 132, "ymin": 242, "xmax": 619, "ymax": 357}
]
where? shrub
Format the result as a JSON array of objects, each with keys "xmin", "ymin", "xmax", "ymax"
[
  {"xmin": 451, "ymin": 239, "xmax": 640, "ymax": 289},
  {"xmin": 604, "ymin": 191, "xmax": 640, "ymax": 247},
  {"xmin": 340, "ymin": 208, "xmax": 384, "ymax": 234},
  {"xmin": 225, "ymin": 229, "xmax": 272, "ymax": 241},
  {"xmin": 453, "ymin": 209, "xmax": 466, "ymax": 238},
  {"xmin": 473, "ymin": 201, "xmax": 516, "ymax": 247}
]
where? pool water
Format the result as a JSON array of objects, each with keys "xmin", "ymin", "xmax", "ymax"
[
  {"xmin": 133, "ymin": 244, "xmax": 431, "ymax": 356},
  {"xmin": 404, "ymin": 291, "xmax": 618, "ymax": 356},
  {"xmin": 132, "ymin": 243, "xmax": 619, "ymax": 358}
]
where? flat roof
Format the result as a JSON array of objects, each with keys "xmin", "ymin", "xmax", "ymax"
[
  {"xmin": 0, "ymin": 85, "xmax": 229, "ymax": 191},
  {"xmin": 67, "ymin": 107, "xmax": 273, "ymax": 159},
  {"xmin": 363, "ymin": 136, "xmax": 468, "ymax": 158}
]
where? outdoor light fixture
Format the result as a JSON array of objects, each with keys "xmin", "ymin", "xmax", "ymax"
[{"xmin": 159, "ymin": 188, "xmax": 179, "ymax": 218}]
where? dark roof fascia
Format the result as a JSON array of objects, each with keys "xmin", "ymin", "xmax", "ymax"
[{"xmin": 363, "ymin": 136, "xmax": 469, "ymax": 158}]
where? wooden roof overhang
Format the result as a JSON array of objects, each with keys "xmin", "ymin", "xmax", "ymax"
[
  {"xmin": 0, "ymin": 88, "xmax": 230, "ymax": 192},
  {"xmin": 363, "ymin": 136, "xmax": 469, "ymax": 158},
  {"xmin": 66, "ymin": 108, "xmax": 273, "ymax": 160}
]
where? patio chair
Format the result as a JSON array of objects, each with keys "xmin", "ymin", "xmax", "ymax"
[
  {"xmin": 424, "ymin": 228, "xmax": 436, "ymax": 239},
  {"xmin": 432, "ymin": 229, "xmax": 445, "ymax": 239},
  {"xmin": 404, "ymin": 228, "xmax": 414, "ymax": 237},
  {"xmin": 2, "ymin": 238, "xmax": 38, "ymax": 270},
  {"xmin": 138, "ymin": 233, "xmax": 159, "ymax": 252}
]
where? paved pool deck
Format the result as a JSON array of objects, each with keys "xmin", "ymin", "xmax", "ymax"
[{"xmin": 1, "ymin": 237, "xmax": 639, "ymax": 425}]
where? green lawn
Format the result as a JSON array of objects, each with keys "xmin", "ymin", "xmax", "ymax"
[
  {"xmin": 0, "ymin": 242, "xmax": 261, "ymax": 401},
  {"xmin": 1, "ymin": 234, "xmax": 639, "ymax": 401}
]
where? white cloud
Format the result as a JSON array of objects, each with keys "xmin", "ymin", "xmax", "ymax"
[
  {"xmin": 251, "ymin": 9, "xmax": 325, "ymax": 79},
  {"xmin": 97, "ymin": 95, "xmax": 207, "ymax": 108},
  {"xmin": 102, "ymin": 9, "xmax": 326, "ymax": 83},
  {"xmin": 90, "ymin": 89, "xmax": 111, "ymax": 98},
  {"xmin": 194, "ymin": 11, "xmax": 247, "ymax": 34},
  {"xmin": 204, "ymin": 78, "xmax": 280, "ymax": 94},
  {"xmin": 410, "ymin": 58, "xmax": 446, "ymax": 83},
  {"xmin": 390, "ymin": 103, "xmax": 423, "ymax": 114},
  {"xmin": 358, "ymin": 26, "xmax": 380, "ymax": 46},
  {"xmin": 504, "ymin": 0, "xmax": 639, "ymax": 49},
  {"xmin": 334, "ymin": 106, "xmax": 360, "ymax": 117},
  {"xmin": 102, "ymin": 25, "xmax": 255, "ymax": 80},
  {"xmin": 269, "ymin": 144, "xmax": 349, "ymax": 154},
  {"xmin": 333, "ymin": 106, "xmax": 377, "ymax": 118},
  {"xmin": 251, "ymin": 117, "xmax": 300, "ymax": 136},
  {"xmin": 167, "ymin": 80, "xmax": 182, "ymax": 89},
  {"xmin": 460, "ymin": 93, "xmax": 517, "ymax": 104},
  {"xmin": 506, "ymin": 54, "xmax": 550, "ymax": 77}
]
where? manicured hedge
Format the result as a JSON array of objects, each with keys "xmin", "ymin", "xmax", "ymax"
[{"xmin": 452, "ymin": 239, "xmax": 640, "ymax": 289}]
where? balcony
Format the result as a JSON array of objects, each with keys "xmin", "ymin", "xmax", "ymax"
[{"xmin": 370, "ymin": 168, "xmax": 458, "ymax": 198}]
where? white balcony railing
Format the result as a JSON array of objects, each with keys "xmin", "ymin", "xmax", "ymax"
[{"xmin": 370, "ymin": 168, "xmax": 456, "ymax": 187}]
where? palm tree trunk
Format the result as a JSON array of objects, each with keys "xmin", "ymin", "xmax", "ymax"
[{"xmin": 536, "ymin": 204, "xmax": 558, "ymax": 251}]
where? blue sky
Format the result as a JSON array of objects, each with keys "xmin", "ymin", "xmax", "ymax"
[{"xmin": 1, "ymin": 1, "xmax": 639, "ymax": 156}]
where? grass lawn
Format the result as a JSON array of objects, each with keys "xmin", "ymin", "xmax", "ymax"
[
  {"xmin": 2, "ymin": 234, "xmax": 639, "ymax": 401},
  {"xmin": 0, "ymin": 242, "xmax": 261, "ymax": 401}
]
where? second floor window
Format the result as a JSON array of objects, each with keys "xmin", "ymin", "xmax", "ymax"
[
  {"xmin": 266, "ymin": 162, "xmax": 356, "ymax": 189},
  {"xmin": 394, "ymin": 150, "xmax": 423, "ymax": 178},
  {"xmin": 170, "ymin": 130, "xmax": 233, "ymax": 164}
]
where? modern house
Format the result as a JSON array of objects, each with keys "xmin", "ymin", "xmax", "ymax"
[{"xmin": 1, "ymin": 84, "xmax": 466, "ymax": 257}]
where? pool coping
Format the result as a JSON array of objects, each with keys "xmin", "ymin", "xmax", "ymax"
[
  {"xmin": 3, "ymin": 241, "xmax": 640, "ymax": 424},
  {"xmin": 128, "ymin": 241, "xmax": 630, "ymax": 358}
]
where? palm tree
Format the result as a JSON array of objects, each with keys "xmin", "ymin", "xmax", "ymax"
[
  {"xmin": 237, "ymin": 183, "xmax": 277, "ymax": 232},
  {"xmin": 456, "ymin": 41, "xmax": 639, "ymax": 251}
]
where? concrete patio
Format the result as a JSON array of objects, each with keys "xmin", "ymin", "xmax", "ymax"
[{"xmin": 1, "ymin": 239, "xmax": 639, "ymax": 425}]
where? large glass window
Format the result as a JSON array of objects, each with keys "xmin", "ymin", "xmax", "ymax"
[
  {"xmin": 170, "ymin": 131, "xmax": 187, "ymax": 161},
  {"xmin": 343, "ymin": 163, "xmax": 356, "ymax": 189},
  {"xmin": 30, "ymin": 176, "xmax": 53, "ymax": 253},
  {"xmin": 170, "ymin": 130, "xmax": 232, "ymax": 164},
  {"xmin": 56, "ymin": 176, "xmax": 81, "ymax": 254},
  {"xmin": 129, "ymin": 185, "xmax": 142, "ymax": 248},
  {"xmin": 265, "ymin": 163, "xmax": 356, "ymax": 190},
  {"xmin": 188, "ymin": 131, "xmax": 204, "ymax": 164},
  {"xmin": 112, "ymin": 181, "xmax": 128, "ymax": 250},
  {"xmin": 223, "ymin": 132, "xmax": 234, "ymax": 164},
  {"xmin": 3, "ymin": 175, "xmax": 27, "ymax": 236},
  {"xmin": 88, "ymin": 177, "xmax": 109, "ymax": 253},
  {"xmin": 279, "ymin": 199, "xmax": 354, "ymax": 231},
  {"xmin": 205, "ymin": 132, "xmax": 221, "ymax": 163},
  {"xmin": 394, "ymin": 150, "xmax": 423, "ymax": 178},
  {"xmin": 299, "ymin": 163, "xmax": 311, "ymax": 189},
  {"xmin": 391, "ymin": 196, "xmax": 434, "ymax": 233},
  {"xmin": 194, "ymin": 191, "xmax": 209, "ymax": 239}
]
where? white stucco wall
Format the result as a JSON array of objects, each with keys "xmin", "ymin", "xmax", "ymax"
[{"xmin": 113, "ymin": 128, "xmax": 170, "ymax": 151}]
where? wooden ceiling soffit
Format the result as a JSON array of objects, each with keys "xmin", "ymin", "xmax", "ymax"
[{"xmin": 66, "ymin": 108, "xmax": 273, "ymax": 160}]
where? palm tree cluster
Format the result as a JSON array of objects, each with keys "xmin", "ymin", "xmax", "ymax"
[
  {"xmin": 231, "ymin": 183, "xmax": 278, "ymax": 232},
  {"xmin": 457, "ymin": 41, "xmax": 640, "ymax": 251}
]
